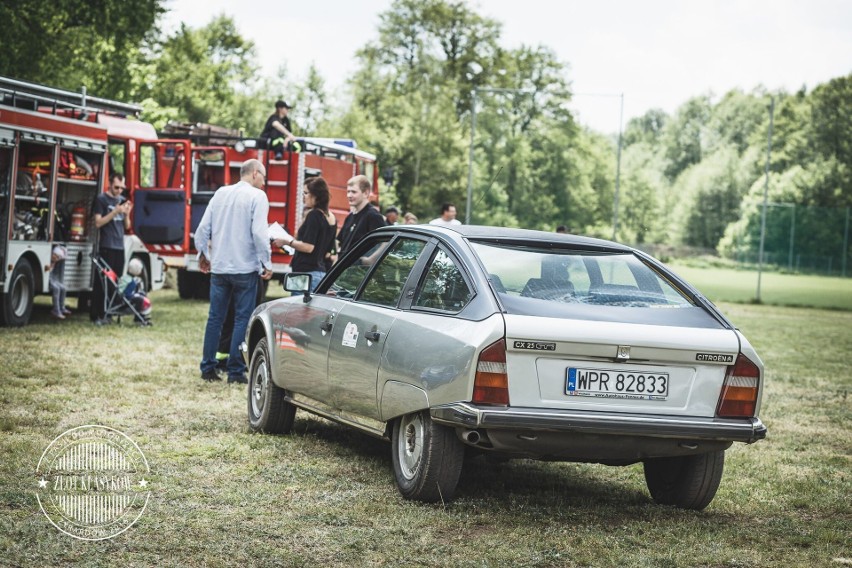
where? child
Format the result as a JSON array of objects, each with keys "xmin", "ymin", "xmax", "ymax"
[
  {"xmin": 118, "ymin": 258, "xmax": 152, "ymax": 325},
  {"xmin": 49, "ymin": 245, "xmax": 71, "ymax": 320}
]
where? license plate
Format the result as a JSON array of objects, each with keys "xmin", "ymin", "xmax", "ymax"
[{"xmin": 566, "ymin": 367, "xmax": 669, "ymax": 400}]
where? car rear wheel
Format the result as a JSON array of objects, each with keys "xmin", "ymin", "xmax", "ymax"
[
  {"xmin": 247, "ymin": 337, "xmax": 295, "ymax": 434},
  {"xmin": 643, "ymin": 449, "xmax": 725, "ymax": 510},
  {"xmin": 391, "ymin": 410, "xmax": 464, "ymax": 503}
]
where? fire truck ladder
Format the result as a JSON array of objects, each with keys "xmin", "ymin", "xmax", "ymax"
[{"xmin": 0, "ymin": 75, "xmax": 142, "ymax": 117}]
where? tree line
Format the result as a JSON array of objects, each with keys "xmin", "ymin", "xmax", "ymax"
[{"xmin": 2, "ymin": 0, "xmax": 849, "ymax": 262}]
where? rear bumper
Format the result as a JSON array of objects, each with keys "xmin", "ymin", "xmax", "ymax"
[{"xmin": 430, "ymin": 403, "xmax": 767, "ymax": 444}]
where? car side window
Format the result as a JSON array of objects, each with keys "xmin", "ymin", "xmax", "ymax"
[
  {"xmin": 413, "ymin": 248, "xmax": 472, "ymax": 312},
  {"xmin": 358, "ymin": 238, "xmax": 426, "ymax": 307},
  {"xmin": 325, "ymin": 238, "xmax": 392, "ymax": 298}
]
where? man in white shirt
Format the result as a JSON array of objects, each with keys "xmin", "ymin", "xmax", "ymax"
[
  {"xmin": 429, "ymin": 202, "xmax": 462, "ymax": 226},
  {"xmin": 195, "ymin": 159, "xmax": 273, "ymax": 383}
]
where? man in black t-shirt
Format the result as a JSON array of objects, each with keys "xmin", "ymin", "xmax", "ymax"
[
  {"xmin": 260, "ymin": 100, "xmax": 295, "ymax": 160},
  {"xmin": 90, "ymin": 173, "xmax": 132, "ymax": 324},
  {"xmin": 337, "ymin": 175, "xmax": 386, "ymax": 259}
]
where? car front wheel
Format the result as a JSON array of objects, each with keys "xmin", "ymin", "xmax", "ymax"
[
  {"xmin": 391, "ymin": 410, "xmax": 464, "ymax": 503},
  {"xmin": 247, "ymin": 337, "xmax": 295, "ymax": 434},
  {"xmin": 643, "ymin": 449, "xmax": 725, "ymax": 510}
]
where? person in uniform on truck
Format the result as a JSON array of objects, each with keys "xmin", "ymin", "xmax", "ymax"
[{"xmin": 260, "ymin": 100, "xmax": 295, "ymax": 160}]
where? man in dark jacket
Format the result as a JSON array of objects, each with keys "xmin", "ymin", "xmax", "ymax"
[{"xmin": 337, "ymin": 175, "xmax": 386, "ymax": 258}]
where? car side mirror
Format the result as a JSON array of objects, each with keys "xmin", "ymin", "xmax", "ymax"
[{"xmin": 283, "ymin": 273, "xmax": 312, "ymax": 302}]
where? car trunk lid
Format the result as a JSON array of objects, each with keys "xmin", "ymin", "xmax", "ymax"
[{"xmin": 503, "ymin": 314, "xmax": 740, "ymax": 417}]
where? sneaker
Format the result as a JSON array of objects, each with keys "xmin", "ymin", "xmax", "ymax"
[
  {"xmin": 201, "ymin": 369, "xmax": 222, "ymax": 382},
  {"xmin": 61, "ymin": 308, "xmax": 73, "ymax": 315},
  {"xmin": 50, "ymin": 311, "xmax": 65, "ymax": 320},
  {"xmin": 93, "ymin": 317, "xmax": 111, "ymax": 326},
  {"xmin": 227, "ymin": 373, "xmax": 248, "ymax": 384}
]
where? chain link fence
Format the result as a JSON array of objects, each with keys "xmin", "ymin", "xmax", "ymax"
[{"xmin": 725, "ymin": 204, "xmax": 851, "ymax": 277}]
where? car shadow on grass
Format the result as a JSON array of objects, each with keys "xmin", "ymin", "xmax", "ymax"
[{"xmin": 271, "ymin": 415, "xmax": 681, "ymax": 517}]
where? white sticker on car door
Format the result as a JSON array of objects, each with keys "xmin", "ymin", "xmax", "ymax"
[{"xmin": 342, "ymin": 322, "xmax": 359, "ymax": 348}]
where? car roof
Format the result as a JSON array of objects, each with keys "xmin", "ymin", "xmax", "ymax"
[{"xmin": 374, "ymin": 224, "xmax": 633, "ymax": 253}]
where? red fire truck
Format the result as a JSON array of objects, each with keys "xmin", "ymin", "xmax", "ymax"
[
  {"xmin": 140, "ymin": 125, "xmax": 379, "ymax": 299},
  {"xmin": 0, "ymin": 76, "xmax": 166, "ymax": 326}
]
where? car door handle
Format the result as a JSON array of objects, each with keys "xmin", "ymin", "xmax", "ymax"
[
  {"xmin": 365, "ymin": 330, "xmax": 382, "ymax": 342},
  {"xmin": 320, "ymin": 321, "xmax": 333, "ymax": 332}
]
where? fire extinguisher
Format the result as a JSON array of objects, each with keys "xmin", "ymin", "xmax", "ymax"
[{"xmin": 69, "ymin": 204, "xmax": 87, "ymax": 242}]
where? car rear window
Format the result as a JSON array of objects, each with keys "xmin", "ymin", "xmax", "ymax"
[{"xmin": 469, "ymin": 242, "xmax": 722, "ymax": 327}]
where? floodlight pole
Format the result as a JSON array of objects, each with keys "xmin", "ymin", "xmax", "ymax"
[
  {"xmin": 466, "ymin": 88, "xmax": 477, "ymax": 225},
  {"xmin": 466, "ymin": 87, "xmax": 536, "ymax": 225},
  {"xmin": 612, "ymin": 92, "xmax": 624, "ymax": 241},
  {"xmin": 756, "ymin": 97, "xmax": 775, "ymax": 303}
]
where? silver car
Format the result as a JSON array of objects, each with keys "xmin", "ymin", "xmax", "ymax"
[{"xmin": 243, "ymin": 225, "xmax": 766, "ymax": 509}]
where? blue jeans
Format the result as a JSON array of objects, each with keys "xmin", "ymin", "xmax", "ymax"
[
  {"xmin": 307, "ymin": 270, "xmax": 325, "ymax": 292},
  {"xmin": 201, "ymin": 272, "xmax": 258, "ymax": 377}
]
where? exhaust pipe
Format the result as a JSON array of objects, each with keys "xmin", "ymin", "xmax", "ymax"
[{"xmin": 461, "ymin": 429, "xmax": 481, "ymax": 444}]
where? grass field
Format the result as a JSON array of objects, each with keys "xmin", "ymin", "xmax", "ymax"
[
  {"xmin": 667, "ymin": 263, "xmax": 852, "ymax": 311},
  {"xmin": 0, "ymin": 283, "xmax": 850, "ymax": 567}
]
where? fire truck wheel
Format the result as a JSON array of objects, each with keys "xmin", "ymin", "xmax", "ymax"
[
  {"xmin": 177, "ymin": 268, "xmax": 194, "ymax": 300},
  {"xmin": 196, "ymin": 272, "xmax": 210, "ymax": 300},
  {"xmin": 177, "ymin": 269, "xmax": 211, "ymax": 300},
  {"xmin": 77, "ymin": 292, "xmax": 92, "ymax": 311},
  {"xmin": 256, "ymin": 279, "xmax": 268, "ymax": 304},
  {"xmin": 131, "ymin": 256, "xmax": 150, "ymax": 293},
  {"xmin": 1, "ymin": 260, "xmax": 35, "ymax": 327}
]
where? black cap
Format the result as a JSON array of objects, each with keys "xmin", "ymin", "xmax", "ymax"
[{"xmin": 275, "ymin": 100, "xmax": 291, "ymax": 109}]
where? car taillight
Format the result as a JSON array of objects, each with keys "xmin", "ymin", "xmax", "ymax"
[
  {"xmin": 472, "ymin": 339, "xmax": 509, "ymax": 406},
  {"xmin": 716, "ymin": 353, "xmax": 760, "ymax": 418}
]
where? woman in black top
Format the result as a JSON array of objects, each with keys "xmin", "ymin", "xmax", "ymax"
[{"xmin": 283, "ymin": 177, "xmax": 336, "ymax": 292}]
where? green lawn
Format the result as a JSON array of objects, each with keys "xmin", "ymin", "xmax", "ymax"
[
  {"xmin": 667, "ymin": 263, "xmax": 852, "ymax": 310},
  {"xmin": 0, "ymin": 287, "xmax": 850, "ymax": 567}
]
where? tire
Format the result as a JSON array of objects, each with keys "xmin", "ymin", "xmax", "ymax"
[
  {"xmin": 643, "ymin": 449, "xmax": 725, "ymax": 510},
  {"xmin": 77, "ymin": 291, "xmax": 92, "ymax": 311},
  {"xmin": 177, "ymin": 268, "xmax": 193, "ymax": 299},
  {"xmin": 131, "ymin": 255, "xmax": 150, "ymax": 293},
  {"xmin": 247, "ymin": 337, "xmax": 295, "ymax": 434},
  {"xmin": 391, "ymin": 410, "xmax": 464, "ymax": 503},
  {"xmin": 256, "ymin": 278, "xmax": 268, "ymax": 305},
  {"xmin": 0, "ymin": 260, "xmax": 35, "ymax": 326},
  {"xmin": 195, "ymin": 272, "xmax": 210, "ymax": 300}
]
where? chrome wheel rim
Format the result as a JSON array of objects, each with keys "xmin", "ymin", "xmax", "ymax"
[
  {"xmin": 11, "ymin": 272, "xmax": 30, "ymax": 318},
  {"xmin": 250, "ymin": 354, "xmax": 268, "ymax": 419},
  {"xmin": 398, "ymin": 413, "xmax": 424, "ymax": 480}
]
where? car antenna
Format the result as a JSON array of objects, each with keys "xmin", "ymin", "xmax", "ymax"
[{"xmin": 472, "ymin": 166, "xmax": 504, "ymax": 213}]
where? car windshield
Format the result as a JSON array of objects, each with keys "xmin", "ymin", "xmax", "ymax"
[{"xmin": 469, "ymin": 241, "xmax": 722, "ymax": 327}]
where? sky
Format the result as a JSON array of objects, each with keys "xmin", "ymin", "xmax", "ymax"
[{"xmin": 162, "ymin": 0, "xmax": 852, "ymax": 134}]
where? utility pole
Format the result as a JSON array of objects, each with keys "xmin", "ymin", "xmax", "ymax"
[
  {"xmin": 756, "ymin": 97, "xmax": 775, "ymax": 303},
  {"xmin": 465, "ymin": 87, "xmax": 535, "ymax": 225},
  {"xmin": 466, "ymin": 88, "xmax": 477, "ymax": 225},
  {"xmin": 612, "ymin": 93, "xmax": 624, "ymax": 241}
]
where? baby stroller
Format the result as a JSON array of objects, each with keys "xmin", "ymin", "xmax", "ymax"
[{"xmin": 92, "ymin": 255, "xmax": 152, "ymax": 326}]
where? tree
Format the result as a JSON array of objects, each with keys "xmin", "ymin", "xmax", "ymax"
[
  {"xmin": 140, "ymin": 16, "xmax": 261, "ymax": 126},
  {"xmin": 662, "ymin": 95, "xmax": 712, "ymax": 181},
  {"xmin": 673, "ymin": 145, "xmax": 753, "ymax": 248},
  {"xmin": 0, "ymin": 0, "xmax": 164, "ymax": 100}
]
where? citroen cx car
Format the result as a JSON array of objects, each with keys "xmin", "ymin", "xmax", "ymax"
[{"xmin": 242, "ymin": 225, "xmax": 766, "ymax": 509}]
